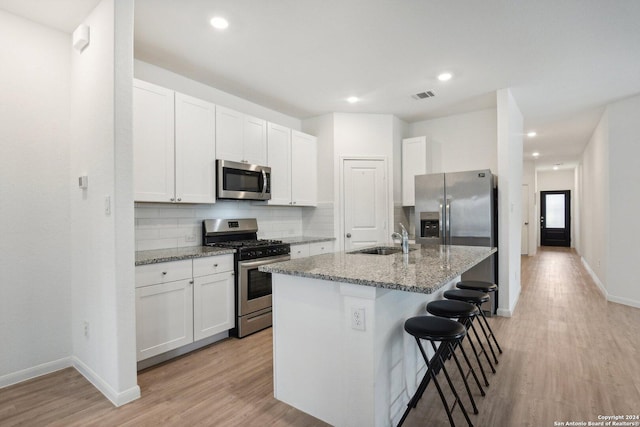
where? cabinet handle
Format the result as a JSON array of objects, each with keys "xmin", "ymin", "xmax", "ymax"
[
  {"xmin": 162, "ymin": 271, "xmax": 167, "ymax": 275},
  {"xmin": 231, "ymin": 272, "xmax": 235, "ymax": 276},
  {"xmin": 213, "ymin": 263, "xmax": 218, "ymax": 268},
  {"xmin": 170, "ymin": 198, "xmax": 175, "ymax": 202},
  {"xmin": 177, "ymin": 198, "xmax": 182, "ymax": 202},
  {"xmin": 293, "ymin": 201, "xmax": 296, "ymax": 205},
  {"xmin": 189, "ymin": 280, "xmax": 194, "ymax": 284}
]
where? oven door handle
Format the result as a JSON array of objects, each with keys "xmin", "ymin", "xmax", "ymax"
[{"xmin": 239, "ymin": 254, "xmax": 291, "ymax": 269}]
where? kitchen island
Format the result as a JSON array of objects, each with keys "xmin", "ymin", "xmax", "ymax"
[{"xmin": 260, "ymin": 244, "xmax": 496, "ymax": 427}]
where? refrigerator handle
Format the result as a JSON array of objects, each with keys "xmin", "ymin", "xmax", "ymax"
[
  {"xmin": 445, "ymin": 198, "xmax": 451, "ymax": 245},
  {"xmin": 439, "ymin": 199, "xmax": 445, "ymax": 244}
]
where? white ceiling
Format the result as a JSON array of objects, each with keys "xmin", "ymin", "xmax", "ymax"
[{"xmin": 3, "ymin": 1, "xmax": 640, "ymax": 170}]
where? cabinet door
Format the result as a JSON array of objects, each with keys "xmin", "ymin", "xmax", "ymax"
[
  {"xmin": 402, "ymin": 136, "xmax": 427, "ymax": 206},
  {"xmin": 135, "ymin": 279, "xmax": 194, "ymax": 361},
  {"xmin": 175, "ymin": 93, "xmax": 216, "ymax": 203},
  {"xmin": 290, "ymin": 243, "xmax": 310, "ymax": 259},
  {"xmin": 193, "ymin": 271, "xmax": 234, "ymax": 341},
  {"xmin": 215, "ymin": 106, "xmax": 243, "ymax": 162},
  {"xmin": 243, "ymin": 115, "xmax": 267, "ymax": 165},
  {"xmin": 133, "ymin": 80, "xmax": 175, "ymax": 202},
  {"xmin": 267, "ymin": 123, "xmax": 292, "ymax": 205},
  {"xmin": 291, "ymin": 130, "xmax": 317, "ymax": 206}
]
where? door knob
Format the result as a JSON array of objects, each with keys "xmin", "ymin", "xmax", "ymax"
[{"xmin": 346, "ymin": 233, "xmax": 352, "ymax": 238}]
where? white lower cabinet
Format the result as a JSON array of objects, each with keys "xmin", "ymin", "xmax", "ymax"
[
  {"xmin": 193, "ymin": 271, "xmax": 234, "ymax": 341},
  {"xmin": 290, "ymin": 241, "xmax": 334, "ymax": 259},
  {"xmin": 290, "ymin": 243, "xmax": 310, "ymax": 259},
  {"xmin": 135, "ymin": 278, "xmax": 194, "ymax": 361},
  {"xmin": 309, "ymin": 241, "xmax": 333, "ymax": 256},
  {"xmin": 135, "ymin": 255, "xmax": 234, "ymax": 362}
]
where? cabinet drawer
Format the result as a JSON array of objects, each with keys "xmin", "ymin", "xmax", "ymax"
[
  {"xmin": 193, "ymin": 254, "xmax": 234, "ymax": 277},
  {"xmin": 290, "ymin": 244, "xmax": 310, "ymax": 259},
  {"xmin": 309, "ymin": 241, "xmax": 333, "ymax": 256},
  {"xmin": 135, "ymin": 259, "xmax": 193, "ymax": 288}
]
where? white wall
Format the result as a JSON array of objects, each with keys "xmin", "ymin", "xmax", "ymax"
[
  {"xmin": 496, "ymin": 89, "xmax": 523, "ymax": 317},
  {"xmin": 537, "ymin": 169, "xmax": 576, "ymax": 247},
  {"xmin": 135, "ymin": 60, "xmax": 302, "ymax": 131},
  {"xmin": 522, "ymin": 160, "xmax": 537, "ymax": 256},
  {"xmin": 0, "ymin": 10, "xmax": 72, "ymax": 386},
  {"xmin": 606, "ymin": 94, "xmax": 640, "ymax": 307},
  {"xmin": 408, "ymin": 108, "xmax": 497, "ymax": 173},
  {"xmin": 579, "ymin": 111, "xmax": 609, "ymax": 291},
  {"xmin": 69, "ymin": 0, "xmax": 139, "ymax": 405}
]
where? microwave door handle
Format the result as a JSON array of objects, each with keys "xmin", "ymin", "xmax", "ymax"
[{"xmin": 261, "ymin": 170, "xmax": 267, "ymax": 198}]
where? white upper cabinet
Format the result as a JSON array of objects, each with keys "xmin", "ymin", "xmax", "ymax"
[
  {"xmin": 243, "ymin": 115, "xmax": 268, "ymax": 165},
  {"xmin": 133, "ymin": 80, "xmax": 175, "ymax": 203},
  {"xmin": 133, "ymin": 79, "xmax": 216, "ymax": 204},
  {"xmin": 267, "ymin": 127, "xmax": 317, "ymax": 206},
  {"xmin": 291, "ymin": 130, "xmax": 317, "ymax": 206},
  {"xmin": 267, "ymin": 123, "xmax": 292, "ymax": 205},
  {"xmin": 401, "ymin": 136, "xmax": 441, "ymax": 206},
  {"xmin": 216, "ymin": 105, "xmax": 267, "ymax": 165},
  {"xmin": 175, "ymin": 93, "xmax": 216, "ymax": 203}
]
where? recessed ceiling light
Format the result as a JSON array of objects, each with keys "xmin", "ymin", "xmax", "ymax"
[
  {"xmin": 527, "ymin": 131, "xmax": 537, "ymax": 137},
  {"xmin": 437, "ymin": 72, "xmax": 453, "ymax": 82},
  {"xmin": 210, "ymin": 16, "xmax": 229, "ymax": 29},
  {"xmin": 553, "ymin": 165, "xmax": 559, "ymax": 170},
  {"xmin": 532, "ymin": 152, "xmax": 540, "ymax": 157},
  {"xmin": 347, "ymin": 96, "xmax": 359, "ymax": 104}
]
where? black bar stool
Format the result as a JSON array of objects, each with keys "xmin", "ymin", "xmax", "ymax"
[
  {"xmin": 456, "ymin": 281, "xmax": 503, "ymax": 355},
  {"xmin": 426, "ymin": 299, "xmax": 491, "ymax": 389},
  {"xmin": 398, "ymin": 316, "xmax": 474, "ymax": 427},
  {"xmin": 443, "ymin": 289, "xmax": 500, "ymax": 365}
]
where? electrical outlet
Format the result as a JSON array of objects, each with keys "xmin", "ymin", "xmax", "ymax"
[
  {"xmin": 185, "ymin": 234, "xmax": 196, "ymax": 242},
  {"xmin": 351, "ymin": 307, "xmax": 366, "ymax": 331},
  {"xmin": 83, "ymin": 321, "xmax": 90, "ymax": 338}
]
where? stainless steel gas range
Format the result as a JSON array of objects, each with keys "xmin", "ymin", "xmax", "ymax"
[{"xmin": 202, "ymin": 218, "xmax": 290, "ymax": 338}]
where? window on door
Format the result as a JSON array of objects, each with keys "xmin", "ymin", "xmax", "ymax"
[{"xmin": 540, "ymin": 190, "xmax": 571, "ymax": 247}]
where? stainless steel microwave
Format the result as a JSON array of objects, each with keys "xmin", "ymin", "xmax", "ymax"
[{"xmin": 217, "ymin": 160, "xmax": 271, "ymax": 201}]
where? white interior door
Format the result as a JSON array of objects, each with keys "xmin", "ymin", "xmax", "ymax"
[
  {"xmin": 343, "ymin": 159, "xmax": 388, "ymax": 251},
  {"xmin": 521, "ymin": 184, "xmax": 529, "ymax": 255}
]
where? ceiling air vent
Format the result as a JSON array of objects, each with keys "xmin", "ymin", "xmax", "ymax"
[{"xmin": 413, "ymin": 90, "xmax": 435, "ymax": 100}]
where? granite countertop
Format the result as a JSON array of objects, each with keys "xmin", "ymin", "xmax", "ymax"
[
  {"xmin": 279, "ymin": 236, "xmax": 336, "ymax": 245},
  {"xmin": 135, "ymin": 246, "xmax": 235, "ymax": 266},
  {"xmin": 259, "ymin": 244, "xmax": 497, "ymax": 294}
]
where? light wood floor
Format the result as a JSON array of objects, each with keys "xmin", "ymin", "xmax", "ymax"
[{"xmin": 1, "ymin": 247, "xmax": 639, "ymax": 426}]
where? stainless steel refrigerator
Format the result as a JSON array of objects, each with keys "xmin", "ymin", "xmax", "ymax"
[{"xmin": 415, "ymin": 169, "xmax": 497, "ymax": 314}]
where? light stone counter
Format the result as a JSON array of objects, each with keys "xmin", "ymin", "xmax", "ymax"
[
  {"xmin": 260, "ymin": 244, "xmax": 496, "ymax": 294},
  {"xmin": 278, "ymin": 236, "xmax": 336, "ymax": 245},
  {"xmin": 135, "ymin": 246, "xmax": 235, "ymax": 266}
]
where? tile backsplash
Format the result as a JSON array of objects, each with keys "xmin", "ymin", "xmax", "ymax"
[{"xmin": 135, "ymin": 201, "xmax": 335, "ymax": 251}]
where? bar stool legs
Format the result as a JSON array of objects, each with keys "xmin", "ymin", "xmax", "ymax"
[{"xmin": 399, "ymin": 316, "xmax": 474, "ymax": 427}]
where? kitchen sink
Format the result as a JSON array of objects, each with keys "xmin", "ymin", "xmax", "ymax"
[{"xmin": 349, "ymin": 246, "xmax": 414, "ymax": 255}]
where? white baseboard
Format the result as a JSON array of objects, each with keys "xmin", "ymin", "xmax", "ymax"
[
  {"xmin": 581, "ymin": 257, "xmax": 607, "ymax": 298},
  {"xmin": 581, "ymin": 257, "xmax": 640, "ymax": 309},
  {"xmin": 0, "ymin": 357, "xmax": 72, "ymax": 389},
  {"xmin": 608, "ymin": 294, "xmax": 640, "ymax": 309},
  {"xmin": 72, "ymin": 356, "xmax": 140, "ymax": 407},
  {"xmin": 496, "ymin": 308, "xmax": 513, "ymax": 317}
]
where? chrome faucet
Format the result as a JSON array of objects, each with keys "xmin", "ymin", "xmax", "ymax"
[{"xmin": 391, "ymin": 223, "xmax": 410, "ymax": 254}]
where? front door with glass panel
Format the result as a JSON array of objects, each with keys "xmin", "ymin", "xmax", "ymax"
[{"xmin": 540, "ymin": 190, "xmax": 571, "ymax": 247}]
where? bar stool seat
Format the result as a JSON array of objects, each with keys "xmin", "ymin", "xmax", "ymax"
[
  {"xmin": 427, "ymin": 299, "xmax": 479, "ymax": 318},
  {"xmin": 456, "ymin": 280, "xmax": 497, "ymax": 293},
  {"xmin": 444, "ymin": 289, "xmax": 490, "ymax": 305},
  {"xmin": 399, "ymin": 316, "xmax": 474, "ymax": 427}
]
